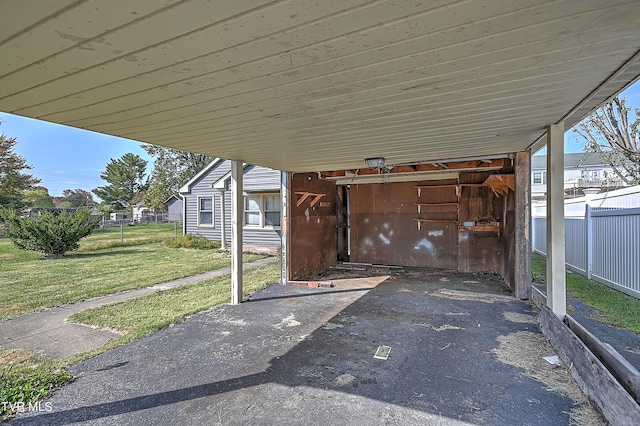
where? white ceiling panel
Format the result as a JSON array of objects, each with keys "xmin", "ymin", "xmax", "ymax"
[{"xmin": 1, "ymin": 0, "xmax": 639, "ymax": 172}]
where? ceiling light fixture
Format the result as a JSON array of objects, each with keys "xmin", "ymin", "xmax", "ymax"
[{"xmin": 365, "ymin": 157, "xmax": 385, "ymax": 169}]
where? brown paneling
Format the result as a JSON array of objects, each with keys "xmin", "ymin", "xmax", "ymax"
[
  {"xmin": 459, "ymin": 171, "xmax": 503, "ymax": 224},
  {"xmin": 291, "ymin": 164, "xmax": 517, "ymax": 279},
  {"xmin": 501, "ymin": 208, "xmax": 516, "ymax": 283},
  {"xmin": 350, "ymin": 181, "xmax": 458, "ymax": 268},
  {"xmin": 458, "ymin": 231, "xmax": 501, "ymax": 272},
  {"xmin": 288, "ymin": 173, "xmax": 337, "ymax": 279}
]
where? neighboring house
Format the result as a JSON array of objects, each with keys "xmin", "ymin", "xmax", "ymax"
[
  {"xmin": 179, "ymin": 159, "xmax": 282, "ymax": 252},
  {"xmin": 132, "ymin": 203, "xmax": 150, "ymax": 222},
  {"xmin": 165, "ymin": 195, "xmax": 183, "ymax": 222},
  {"xmin": 531, "ymin": 152, "xmax": 629, "ymax": 199}
]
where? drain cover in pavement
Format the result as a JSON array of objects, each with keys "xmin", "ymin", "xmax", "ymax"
[{"xmin": 374, "ymin": 345, "xmax": 391, "ymax": 360}]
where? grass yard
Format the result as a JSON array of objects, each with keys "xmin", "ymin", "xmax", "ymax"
[
  {"xmin": 69, "ymin": 261, "xmax": 281, "ymax": 350},
  {"xmin": 532, "ymin": 253, "xmax": 640, "ymax": 335},
  {"xmin": 79, "ymin": 223, "xmax": 180, "ymax": 251},
  {"xmin": 0, "ymin": 225, "xmax": 265, "ymax": 322}
]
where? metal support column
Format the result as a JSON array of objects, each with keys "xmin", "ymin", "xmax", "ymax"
[
  {"xmin": 231, "ymin": 160, "xmax": 243, "ymax": 305},
  {"xmin": 546, "ymin": 122, "xmax": 566, "ymax": 319}
]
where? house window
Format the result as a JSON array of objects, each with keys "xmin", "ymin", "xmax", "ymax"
[
  {"xmin": 264, "ymin": 195, "xmax": 281, "ymax": 226},
  {"xmin": 245, "ymin": 196, "xmax": 261, "ymax": 226},
  {"xmin": 533, "ymin": 171, "xmax": 546, "ymax": 184},
  {"xmin": 198, "ymin": 197, "xmax": 214, "ymax": 226},
  {"xmin": 245, "ymin": 194, "xmax": 281, "ymax": 228}
]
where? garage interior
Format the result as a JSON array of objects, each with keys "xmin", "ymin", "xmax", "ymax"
[{"xmin": 286, "ymin": 153, "xmax": 529, "ymax": 299}]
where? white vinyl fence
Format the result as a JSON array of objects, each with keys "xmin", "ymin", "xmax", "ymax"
[{"xmin": 532, "ymin": 186, "xmax": 640, "ymax": 299}]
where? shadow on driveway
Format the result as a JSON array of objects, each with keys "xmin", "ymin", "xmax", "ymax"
[{"xmin": 11, "ymin": 271, "xmax": 602, "ymax": 425}]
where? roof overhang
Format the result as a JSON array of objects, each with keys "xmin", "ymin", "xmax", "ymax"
[{"xmin": 1, "ymin": 1, "xmax": 639, "ymax": 173}]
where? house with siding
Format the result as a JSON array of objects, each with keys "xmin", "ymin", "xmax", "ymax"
[
  {"xmin": 531, "ymin": 152, "xmax": 629, "ymax": 199},
  {"xmin": 179, "ymin": 159, "xmax": 282, "ymax": 253},
  {"xmin": 165, "ymin": 195, "xmax": 183, "ymax": 222}
]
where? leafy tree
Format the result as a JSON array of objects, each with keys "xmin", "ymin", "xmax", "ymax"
[
  {"xmin": 573, "ymin": 96, "xmax": 640, "ymax": 184},
  {"xmin": 57, "ymin": 189, "xmax": 94, "ymax": 208},
  {"xmin": 0, "ymin": 208, "xmax": 98, "ymax": 256},
  {"xmin": 0, "ymin": 125, "xmax": 40, "ymax": 209},
  {"xmin": 142, "ymin": 145, "xmax": 214, "ymax": 210},
  {"xmin": 92, "ymin": 153, "xmax": 148, "ymax": 209},
  {"xmin": 23, "ymin": 186, "xmax": 55, "ymax": 209}
]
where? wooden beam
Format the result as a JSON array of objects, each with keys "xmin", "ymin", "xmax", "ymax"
[
  {"xmin": 295, "ymin": 191, "xmax": 326, "ymax": 207},
  {"xmin": 514, "ymin": 151, "xmax": 531, "ymax": 299},
  {"xmin": 295, "ymin": 192, "xmax": 312, "ymax": 207},
  {"xmin": 390, "ymin": 165, "xmax": 417, "ymax": 173},
  {"xmin": 320, "ymin": 157, "xmax": 508, "ymax": 178},
  {"xmin": 537, "ymin": 300, "xmax": 640, "ymax": 424},
  {"xmin": 310, "ymin": 194, "xmax": 325, "ymax": 207}
]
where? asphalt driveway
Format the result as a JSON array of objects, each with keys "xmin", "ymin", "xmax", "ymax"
[{"xmin": 10, "ymin": 269, "xmax": 602, "ymax": 425}]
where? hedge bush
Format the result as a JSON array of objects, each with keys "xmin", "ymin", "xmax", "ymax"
[
  {"xmin": 164, "ymin": 234, "xmax": 220, "ymax": 250},
  {"xmin": 0, "ymin": 208, "xmax": 99, "ymax": 256}
]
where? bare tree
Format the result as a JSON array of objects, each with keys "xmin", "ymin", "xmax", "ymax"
[{"xmin": 573, "ymin": 96, "xmax": 640, "ymax": 185}]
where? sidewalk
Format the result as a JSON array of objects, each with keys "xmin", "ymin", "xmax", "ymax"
[{"xmin": 0, "ymin": 257, "xmax": 278, "ymax": 359}]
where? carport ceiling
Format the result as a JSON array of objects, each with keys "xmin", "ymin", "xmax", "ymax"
[{"xmin": 1, "ymin": 0, "xmax": 640, "ymax": 173}]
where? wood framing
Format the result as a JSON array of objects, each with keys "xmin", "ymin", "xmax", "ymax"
[{"xmin": 514, "ymin": 152, "xmax": 531, "ymax": 299}]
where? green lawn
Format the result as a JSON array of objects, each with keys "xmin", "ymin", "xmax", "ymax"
[
  {"xmin": 0, "ymin": 227, "xmax": 264, "ymax": 321},
  {"xmin": 69, "ymin": 261, "xmax": 281, "ymax": 348},
  {"xmin": 79, "ymin": 223, "xmax": 180, "ymax": 251},
  {"xmin": 532, "ymin": 253, "xmax": 640, "ymax": 335}
]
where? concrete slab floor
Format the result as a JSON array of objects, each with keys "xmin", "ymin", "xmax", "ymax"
[{"xmin": 9, "ymin": 271, "xmax": 604, "ymax": 425}]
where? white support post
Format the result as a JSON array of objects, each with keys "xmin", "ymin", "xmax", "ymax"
[
  {"xmin": 546, "ymin": 122, "xmax": 566, "ymax": 319},
  {"xmin": 217, "ymin": 189, "xmax": 227, "ymax": 251},
  {"xmin": 583, "ymin": 188, "xmax": 599, "ymax": 280},
  {"xmin": 586, "ymin": 204, "xmax": 593, "ymax": 279},
  {"xmin": 280, "ymin": 171, "xmax": 288, "ymax": 286},
  {"xmin": 231, "ymin": 160, "xmax": 243, "ymax": 305}
]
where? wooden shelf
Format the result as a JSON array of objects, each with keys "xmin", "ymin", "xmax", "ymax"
[
  {"xmin": 458, "ymin": 225, "xmax": 500, "ymax": 232},
  {"xmin": 414, "ymin": 219, "xmax": 457, "ymax": 222},
  {"xmin": 414, "ymin": 218, "xmax": 457, "ymax": 230}
]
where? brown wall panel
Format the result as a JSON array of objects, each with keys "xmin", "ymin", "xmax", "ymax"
[
  {"xmin": 288, "ymin": 173, "xmax": 337, "ymax": 279},
  {"xmin": 350, "ymin": 181, "xmax": 458, "ymax": 268},
  {"xmin": 288, "ymin": 163, "xmax": 519, "ymax": 281},
  {"xmin": 458, "ymin": 231, "xmax": 501, "ymax": 272}
]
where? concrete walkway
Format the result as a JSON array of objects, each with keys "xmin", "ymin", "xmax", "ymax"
[{"xmin": 0, "ymin": 257, "xmax": 278, "ymax": 359}]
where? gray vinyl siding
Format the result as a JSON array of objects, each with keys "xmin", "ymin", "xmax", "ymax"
[
  {"xmin": 243, "ymin": 165, "xmax": 282, "ymax": 192},
  {"xmin": 183, "ymin": 161, "xmax": 281, "ymax": 248},
  {"xmin": 167, "ymin": 197, "xmax": 183, "ymax": 221},
  {"xmin": 183, "ymin": 161, "xmax": 230, "ymax": 242}
]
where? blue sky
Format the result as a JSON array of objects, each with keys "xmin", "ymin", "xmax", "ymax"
[
  {"xmin": 1, "ymin": 81, "xmax": 639, "ymax": 197},
  {"xmin": 534, "ymin": 82, "xmax": 640, "ymax": 156},
  {"xmin": 0, "ymin": 116, "xmax": 153, "ymax": 197}
]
